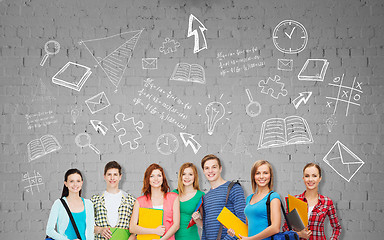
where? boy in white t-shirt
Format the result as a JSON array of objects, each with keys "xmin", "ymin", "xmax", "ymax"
[{"xmin": 91, "ymin": 161, "xmax": 136, "ymax": 240}]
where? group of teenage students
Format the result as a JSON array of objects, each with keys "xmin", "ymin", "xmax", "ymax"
[{"xmin": 46, "ymin": 154, "xmax": 342, "ymax": 240}]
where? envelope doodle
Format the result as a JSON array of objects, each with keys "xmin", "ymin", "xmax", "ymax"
[
  {"xmin": 112, "ymin": 113, "xmax": 144, "ymax": 150},
  {"xmin": 323, "ymin": 140, "xmax": 364, "ymax": 182},
  {"xmin": 142, "ymin": 58, "xmax": 158, "ymax": 70},
  {"xmin": 277, "ymin": 59, "xmax": 293, "ymax": 71},
  {"xmin": 85, "ymin": 92, "xmax": 111, "ymax": 114}
]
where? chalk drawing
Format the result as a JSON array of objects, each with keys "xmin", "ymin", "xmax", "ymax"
[
  {"xmin": 325, "ymin": 115, "xmax": 337, "ymax": 133},
  {"xmin": 205, "ymin": 101, "xmax": 226, "ymax": 135},
  {"xmin": 70, "ymin": 106, "xmax": 81, "ymax": 124},
  {"xmin": 156, "ymin": 133, "xmax": 179, "ymax": 155},
  {"xmin": 90, "ymin": 120, "xmax": 108, "ymax": 136},
  {"xmin": 75, "ymin": 132, "xmax": 100, "ymax": 155},
  {"xmin": 79, "ymin": 29, "xmax": 143, "ymax": 91},
  {"xmin": 258, "ymin": 116, "xmax": 313, "ymax": 149},
  {"xmin": 221, "ymin": 125, "xmax": 252, "ymax": 157},
  {"xmin": 273, "ymin": 20, "xmax": 308, "ymax": 54},
  {"xmin": 258, "ymin": 75, "xmax": 288, "ymax": 99},
  {"xmin": 25, "ymin": 111, "xmax": 57, "ymax": 130},
  {"xmin": 40, "ymin": 40, "xmax": 60, "ymax": 66},
  {"xmin": 142, "ymin": 58, "xmax": 158, "ymax": 70},
  {"xmin": 277, "ymin": 59, "xmax": 293, "ymax": 71},
  {"xmin": 32, "ymin": 78, "xmax": 56, "ymax": 102},
  {"xmin": 159, "ymin": 38, "xmax": 180, "ymax": 54},
  {"xmin": 187, "ymin": 14, "xmax": 207, "ymax": 54},
  {"xmin": 179, "ymin": 132, "xmax": 201, "ymax": 154},
  {"xmin": 245, "ymin": 89, "xmax": 261, "ymax": 117},
  {"xmin": 133, "ymin": 78, "xmax": 191, "ymax": 130},
  {"xmin": 112, "ymin": 113, "xmax": 144, "ymax": 150},
  {"xmin": 22, "ymin": 170, "xmax": 44, "ymax": 195},
  {"xmin": 298, "ymin": 59, "xmax": 329, "ymax": 81},
  {"xmin": 217, "ymin": 46, "xmax": 264, "ymax": 76},
  {"xmin": 325, "ymin": 74, "xmax": 363, "ymax": 116},
  {"xmin": 292, "ymin": 92, "xmax": 312, "ymax": 109},
  {"xmin": 323, "ymin": 140, "xmax": 364, "ymax": 182},
  {"xmin": 170, "ymin": 63, "xmax": 205, "ymax": 84},
  {"xmin": 27, "ymin": 134, "xmax": 61, "ymax": 161},
  {"xmin": 85, "ymin": 91, "xmax": 111, "ymax": 114},
  {"xmin": 52, "ymin": 62, "xmax": 92, "ymax": 91}
]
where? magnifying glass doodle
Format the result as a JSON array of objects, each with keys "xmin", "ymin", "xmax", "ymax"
[
  {"xmin": 245, "ymin": 89, "xmax": 261, "ymax": 117},
  {"xmin": 40, "ymin": 40, "xmax": 60, "ymax": 66},
  {"xmin": 75, "ymin": 132, "xmax": 100, "ymax": 155}
]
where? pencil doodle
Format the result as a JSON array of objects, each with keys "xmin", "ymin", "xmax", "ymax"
[{"xmin": 79, "ymin": 29, "xmax": 143, "ymax": 91}]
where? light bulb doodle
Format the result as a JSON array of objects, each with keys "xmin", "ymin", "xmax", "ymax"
[
  {"xmin": 325, "ymin": 115, "xmax": 337, "ymax": 132},
  {"xmin": 205, "ymin": 101, "xmax": 225, "ymax": 135},
  {"xmin": 71, "ymin": 108, "xmax": 80, "ymax": 124}
]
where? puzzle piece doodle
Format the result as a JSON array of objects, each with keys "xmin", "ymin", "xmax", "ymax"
[
  {"xmin": 159, "ymin": 38, "xmax": 180, "ymax": 54},
  {"xmin": 112, "ymin": 113, "xmax": 144, "ymax": 150},
  {"xmin": 258, "ymin": 75, "xmax": 288, "ymax": 99}
]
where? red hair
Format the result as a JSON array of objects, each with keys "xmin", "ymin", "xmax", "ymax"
[{"xmin": 142, "ymin": 163, "xmax": 170, "ymax": 198}]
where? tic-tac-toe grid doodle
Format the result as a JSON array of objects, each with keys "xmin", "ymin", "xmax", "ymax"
[
  {"xmin": 326, "ymin": 74, "xmax": 363, "ymax": 116},
  {"xmin": 22, "ymin": 170, "xmax": 44, "ymax": 195}
]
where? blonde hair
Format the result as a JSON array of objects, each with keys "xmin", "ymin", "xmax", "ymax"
[
  {"xmin": 303, "ymin": 163, "xmax": 322, "ymax": 177},
  {"xmin": 177, "ymin": 162, "xmax": 200, "ymax": 195},
  {"xmin": 250, "ymin": 160, "xmax": 274, "ymax": 192}
]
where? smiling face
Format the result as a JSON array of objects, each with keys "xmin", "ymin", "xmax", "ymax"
[
  {"xmin": 104, "ymin": 168, "xmax": 122, "ymax": 189},
  {"xmin": 203, "ymin": 159, "xmax": 222, "ymax": 183},
  {"xmin": 150, "ymin": 169, "xmax": 163, "ymax": 188},
  {"xmin": 64, "ymin": 173, "xmax": 83, "ymax": 194},
  {"xmin": 254, "ymin": 164, "xmax": 271, "ymax": 189},
  {"xmin": 182, "ymin": 167, "xmax": 195, "ymax": 187},
  {"xmin": 303, "ymin": 166, "xmax": 322, "ymax": 190}
]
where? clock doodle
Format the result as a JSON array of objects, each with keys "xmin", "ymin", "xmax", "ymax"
[
  {"xmin": 156, "ymin": 133, "xmax": 179, "ymax": 155},
  {"xmin": 273, "ymin": 20, "xmax": 308, "ymax": 54}
]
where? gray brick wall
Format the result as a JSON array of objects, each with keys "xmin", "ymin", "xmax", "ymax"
[{"xmin": 1, "ymin": 0, "xmax": 383, "ymax": 239}]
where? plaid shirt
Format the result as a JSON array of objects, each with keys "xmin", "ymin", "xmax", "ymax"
[
  {"xmin": 283, "ymin": 191, "xmax": 341, "ymax": 240},
  {"xmin": 91, "ymin": 192, "xmax": 136, "ymax": 240}
]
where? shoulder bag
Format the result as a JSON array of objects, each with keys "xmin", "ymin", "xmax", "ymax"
[
  {"xmin": 266, "ymin": 192, "xmax": 299, "ymax": 240},
  {"xmin": 216, "ymin": 180, "xmax": 240, "ymax": 240},
  {"xmin": 44, "ymin": 198, "xmax": 82, "ymax": 240}
]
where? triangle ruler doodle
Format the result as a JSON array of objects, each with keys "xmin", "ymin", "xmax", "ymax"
[
  {"xmin": 221, "ymin": 125, "xmax": 252, "ymax": 157},
  {"xmin": 32, "ymin": 78, "xmax": 56, "ymax": 102},
  {"xmin": 79, "ymin": 29, "xmax": 143, "ymax": 91}
]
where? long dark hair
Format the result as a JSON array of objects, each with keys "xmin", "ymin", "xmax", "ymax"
[{"xmin": 61, "ymin": 169, "xmax": 83, "ymax": 198}]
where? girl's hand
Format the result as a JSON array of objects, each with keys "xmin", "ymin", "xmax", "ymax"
[
  {"xmin": 298, "ymin": 228, "xmax": 312, "ymax": 239},
  {"xmin": 154, "ymin": 225, "xmax": 166, "ymax": 236},
  {"xmin": 192, "ymin": 211, "xmax": 201, "ymax": 221},
  {"xmin": 239, "ymin": 234, "xmax": 250, "ymax": 240},
  {"xmin": 227, "ymin": 228, "xmax": 235, "ymax": 237}
]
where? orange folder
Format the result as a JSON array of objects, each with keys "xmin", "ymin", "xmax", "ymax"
[
  {"xmin": 288, "ymin": 194, "xmax": 308, "ymax": 227},
  {"xmin": 217, "ymin": 207, "xmax": 248, "ymax": 238},
  {"xmin": 137, "ymin": 207, "xmax": 163, "ymax": 240}
]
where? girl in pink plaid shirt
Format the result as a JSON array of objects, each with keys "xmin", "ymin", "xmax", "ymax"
[{"xmin": 283, "ymin": 163, "xmax": 341, "ymax": 240}]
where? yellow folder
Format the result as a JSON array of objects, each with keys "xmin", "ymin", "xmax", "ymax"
[
  {"xmin": 217, "ymin": 207, "xmax": 248, "ymax": 238},
  {"xmin": 137, "ymin": 207, "xmax": 164, "ymax": 240},
  {"xmin": 288, "ymin": 194, "xmax": 308, "ymax": 227}
]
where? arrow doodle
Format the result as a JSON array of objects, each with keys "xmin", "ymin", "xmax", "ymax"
[
  {"xmin": 180, "ymin": 132, "xmax": 201, "ymax": 154},
  {"xmin": 187, "ymin": 14, "xmax": 208, "ymax": 54},
  {"xmin": 90, "ymin": 120, "xmax": 108, "ymax": 136},
  {"xmin": 292, "ymin": 91, "xmax": 312, "ymax": 109}
]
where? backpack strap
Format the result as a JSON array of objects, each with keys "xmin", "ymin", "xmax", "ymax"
[
  {"xmin": 266, "ymin": 192, "xmax": 293, "ymax": 230},
  {"xmin": 216, "ymin": 181, "xmax": 239, "ymax": 240},
  {"xmin": 60, "ymin": 198, "xmax": 82, "ymax": 240}
]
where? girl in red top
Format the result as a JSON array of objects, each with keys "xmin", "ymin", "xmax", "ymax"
[
  {"xmin": 130, "ymin": 163, "xmax": 180, "ymax": 240},
  {"xmin": 284, "ymin": 163, "xmax": 341, "ymax": 240}
]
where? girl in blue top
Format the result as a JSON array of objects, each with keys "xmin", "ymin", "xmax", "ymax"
[
  {"xmin": 46, "ymin": 169, "xmax": 94, "ymax": 240},
  {"xmin": 228, "ymin": 160, "xmax": 281, "ymax": 240}
]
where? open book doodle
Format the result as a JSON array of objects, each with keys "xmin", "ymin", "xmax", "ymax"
[
  {"xmin": 27, "ymin": 134, "xmax": 61, "ymax": 161},
  {"xmin": 258, "ymin": 116, "xmax": 313, "ymax": 149},
  {"xmin": 170, "ymin": 63, "xmax": 206, "ymax": 84}
]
